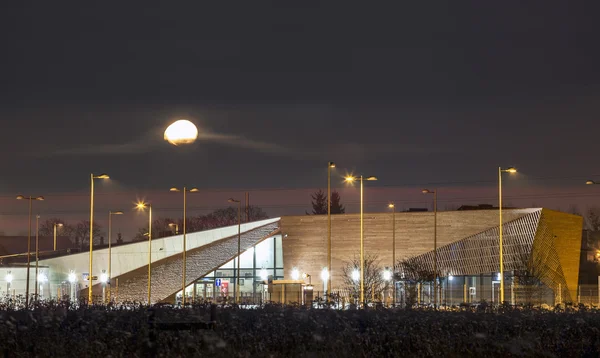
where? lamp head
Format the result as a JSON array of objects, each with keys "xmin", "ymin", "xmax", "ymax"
[
  {"xmin": 366, "ymin": 176, "xmax": 378, "ymax": 181},
  {"xmin": 586, "ymin": 180, "xmax": 596, "ymax": 185},
  {"xmin": 135, "ymin": 202, "xmax": 148, "ymax": 210},
  {"xmin": 189, "ymin": 188, "xmax": 199, "ymax": 192},
  {"xmin": 388, "ymin": 203, "xmax": 395, "ymax": 208},
  {"xmin": 168, "ymin": 223, "xmax": 177, "ymax": 227},
  {"xmin": 169, "ymin": 187, "xmax": 180, "ymax": 192},
  {"xmin": 113, "ymin": 211, "xmax": 124, "ymax": 215},
  {"xmin": 96, "ymin": 174, "xmax": 110, "ymax": 179},
  {"xmin": 36, "ymin": 196, "xmax": 44, "ymax": 201},
  {"xmin": 228, "ymin": 198, "xmax": 240, "ymax": 203},
  {"xmin": 56, "ymin": 223, "xmax": 64, "ymax": 228},
  {"xmin": 422, "ymin": 189, "xmax": 433, "ymax": 194},
  {"xmin": 344, "ymin": 176, "xmax": 356, "ymax": 183},
  {"xmin": 328, "ymin": 161, "xmax": 336, "ymax": 168},
  {"xmin": 505, "ymin": 167, "xmax": 517, "ymax": 174},
  {"xmin": 16, "ymin": 195, "xmax": 24, "ymax": 200}
]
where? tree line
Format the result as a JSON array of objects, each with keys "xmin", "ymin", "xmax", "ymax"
[{"xmin": 25, "ymin": 205, "xmax": 269, "ymax": 249}]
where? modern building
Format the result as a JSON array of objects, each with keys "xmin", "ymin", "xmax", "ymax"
[{"xmin": 0, "ymin": 208, "xmax": 583, "ymax": 306}]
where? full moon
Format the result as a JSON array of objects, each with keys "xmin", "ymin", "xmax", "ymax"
[{"xmin": 164, "ymin": 119, "xmax": 199, "ymax": 146}]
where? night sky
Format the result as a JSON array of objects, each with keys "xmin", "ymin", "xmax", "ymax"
[{"xmin": 1, "ymin": 3, "xmax": 599, "ymax": 236}]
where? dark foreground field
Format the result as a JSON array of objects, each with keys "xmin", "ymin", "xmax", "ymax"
[{"xmin": 0, "ymin": 303, "xmax": 599, "ymax": 357}]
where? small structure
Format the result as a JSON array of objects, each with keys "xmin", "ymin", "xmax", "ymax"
[{"xmin": 268, "ymin": 280, "xmax": 313, "ymax": 305}]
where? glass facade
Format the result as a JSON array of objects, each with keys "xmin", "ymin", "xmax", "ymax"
[{"xmin": 178, "ymin": 235, "xmax": 284, "ymax": 304}]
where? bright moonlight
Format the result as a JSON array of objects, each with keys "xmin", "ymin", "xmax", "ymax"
[{"xmin": 164, "ymin": 119, "xmax": 199, "ymax": 146}]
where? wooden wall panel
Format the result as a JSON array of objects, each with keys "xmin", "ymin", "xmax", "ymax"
[{"xmin": 281, "ymin": 209, "xmax": 537, "ymax": 291}]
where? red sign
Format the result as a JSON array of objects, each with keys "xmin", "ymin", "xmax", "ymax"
[{"xmin": 221, "ymin": 281, "xmax": 229, "ymax": 296}]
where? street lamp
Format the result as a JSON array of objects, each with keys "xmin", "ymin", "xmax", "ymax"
[
  {"xmin": 38, "ymin": 272, "xmax": 47, "ymax": 299},
  {"xmin": 351, "ymin": 269, "xmax": 360, "ymax": 282},
  {"xmin": 321, "ymin": 268, "xmax": 329, "ymax": 294},
  {"xmin": 164, "ymin": 119, "xmax": 199, "ymax": 146},
  {"xmin": 53, "ymin": 222, "xmax": 63, "ymax": 251},
  {"xmin": 68, "ymin": 271, "xmax": 77, "ymax": 301},
  {"xmin": 5, "ymin": 271, "xmax": 12, "ymax": 297},
  {"xmin": 498, "ymin": 166, "xmax": 517, "ymax": 303},
  {"xmin": 107, "ymin": 210, "xmax": 123, "ymax": 302},
  {"xmin": 100, "ymin": 271, "xmax": 108, "ymax": 304},
  {"xmin": 136, "ymin": 202, "xmax": 153, "ymax": 304},
  {"xmin": 89, "ymin": 173, "xmax": 110, "ymax": 304},
  {"xmin": 228, "ymin": 198, "xmax": 242, "ymax": 304},
  {"xmin": 16, "ymin": 194, "xmax": 44, "ymax": 307},
  {"xmin": 586, "ymin": 180, "xmax": 598, "ymax": 185},
  {"xmin": 388, "ymin": 203, "xmax": 396, "ymax": 305},
  {"xmin": 35, "ymin": 215, "xmax": 40, "ymax": 300},
  {"xmin": 168, "ymin": 223, "xmax": 179, "ymax": 234},
  {"xmin": 422, "ymin": 189, "xmax": 438, "ymax": 308},
  {"xmin": 170, "ymin": 187, "xmax": 199, "ymax": 305},
  {"xmin": 291, "ymin": 268, "xmax": 300, "ymax": 280},
  {"xmin": 327, "ymin": 161, "xmax": 335, "ymax": 300},
  {"xmin": 344, "ymin": 175, "xmax": 378, "ymax": 305}
]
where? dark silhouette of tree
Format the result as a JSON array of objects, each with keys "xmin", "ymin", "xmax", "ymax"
[
  {"xmin": 38, "ymin": 218, "xmax": 76, "ymax": 246},
  {"xmin": 396, "ymin": 257, "xmax": 437, "ymax": 307},
  {"xmin": 587, "ymin": 207, "xmax": 600, "ymax": 232},
  {"xmin": 342, "ymin": 253, "xmax": 388, "ymax": 303},
  {"xmin": 74, "ymin": 221, "xmax": 103, "ymax": 248},
  {"xmin": 308, "ymin": 189, "xmax": 327, "ymax": 215},
  {"xmin": 330, "ymin": 191, "xmax": 345, "ymax": 214},
  {"xmin": 136, "ymin": 206, "xmax": 269, "ymax": 238},
  {"xmin": 116, "ymin": 232, "xmax": 123, "ymax": 244}
]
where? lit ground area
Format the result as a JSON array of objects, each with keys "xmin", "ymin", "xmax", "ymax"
[{"xmin": 1, "ymin": 304, "xmax": 599, "ymax": 356}]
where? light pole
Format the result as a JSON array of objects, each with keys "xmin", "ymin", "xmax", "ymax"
[
  {"xmin": 107, "ymin": 210, "xmax": 123, "ymax": 302},
  {"xmin": 170, "ymin": 187, "xmax": 199, "ymax": 305},
  {"xmin": 498, "ymin": 167, "xmax": 517, "ymax": 303},
  {"xmin": 169, "ymin": 223, "xmax": 179, "ymax": 234},
  {"xmin": 35, "ymin": 215, "xmax": 40, "ymax": 300},
  {"xmin": 228, "ymin": 198, "xmax": 242, "ymax": 304},
  {"xmin": 327, "ymin": 161, "xmax": 335, "ymax": 300},
  {"xmin": 16, "ymin": 194, "xmax": 44, "ymax": 307},
  {"xmin": 100, "ymin": 271, "xmax": 108, "ymax": 303},
  {"xmin": 136, "ymin": 202, "xmax": 153, "ymax": 304},
  {"xmin": 422, "ymin": 189, "xmax": 438, "ymax": 308},
  {"xmin": 383, "ymin": 268, "xmax": 392, "ymax": 306},
  {"xmin": 68, "ymin": 271, "xmax": 77, "ymax": 302},
  {"xmin": 53, "ymin": 222, "xmax": 63, "ymax": 251},
  {"xmin": 5, "ymin": 272, "xmax": 12, "ymax": 297},
  {"xmin": 388, "ymin": 203, "xmax": 396, "ymax": 305},
  {"xmin": 89, "ymin": 173, "xmax": 110, "ymax": 305},
  {"xmin": 345, "ymin": 174, "xmax": 378, "ymax": 305}
]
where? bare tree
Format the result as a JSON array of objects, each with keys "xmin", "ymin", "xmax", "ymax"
[
  {"xmin": 341, "ymin": 253, "xmax": 388, "ymax": 303},
  {"xmin": 587, "ymin": 207, "xmax": 600, "ymax": 232},
  {"xmin": 38, "ymin": 218, "xmax": 76, "ymax": 246},
  {"xmin": 395, "ymin": 257, "xmax": 437, "ymax": 307}
]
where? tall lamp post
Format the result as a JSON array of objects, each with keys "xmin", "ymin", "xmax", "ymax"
[
  {"xmin": 136, "ymin": 202, "xmax": 153, "ymax": 304},
  {"xmin": 345, "ymin": 174, "xmax": 378, "ymax": 305},
  {"xmin": 107, "ymin": 210, "xmax": 123, "ymax": 302},
  {"xmin": 89, "ymin": 173, "xmax": 110, "ymax": 304},
  {"xmin": 327, "ymin": 161, "xmax": 335, "ymax": 300},
  {"xmin": 498, "ymin": 167, "xmax": 517, "ymax": 303},
  {"xmin": 53, "ymin": 222, "xmax": 63, "ymax": 251},
  {"xmin": 388, "ymin": 202, "xmax": 396, "ymax": 305},
  {"xmin": 170, "ymin": 187, "xmax": 199, "ymax": 305},
  {"xmin": 35, "ymin": 215, "xmax": 40, "ymax": 300},
  {"xmin": 16, "ymin": 195, "xmax": 44, "ymax": 307},
  {"xmin": 228, "ymin": 198, "xmax": 242, "ymax": 304},
  {"xmin": 422, "ymin": 189, "xmax": 438, "ymax": 308}
]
